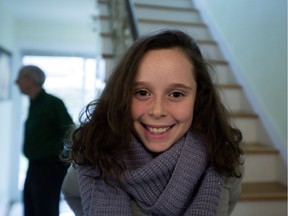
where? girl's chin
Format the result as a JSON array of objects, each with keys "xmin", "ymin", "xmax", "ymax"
[{"xmin": 142, "ymin": 140, "xmax": 173, "ymax": 153}]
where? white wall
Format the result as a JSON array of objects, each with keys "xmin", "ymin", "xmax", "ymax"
[
  {"xmin": 0, "ymin": 0, "xmax": 15, "ymax": 210},
  {"xmin": 195, "ymin": 0, "xmax": 287, "ymax": 152},
  {"xmin": 15, "ymin": 18, "xmax": 98, "ymax": 55}
]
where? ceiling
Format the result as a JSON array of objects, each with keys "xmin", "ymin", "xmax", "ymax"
[{"xmin": 5, "ymin": 0, "xmax": 97, "ymax": 23}]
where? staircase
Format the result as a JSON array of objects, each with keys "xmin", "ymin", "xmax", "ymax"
[{"xmin": 97, "ymin": 0, "xmax": 287, "ymax": 215}]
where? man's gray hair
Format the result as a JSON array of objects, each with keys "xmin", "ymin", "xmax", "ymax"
[{"xmin": 20, "ymin": 65, "xmax": 46, "ymax": 86}]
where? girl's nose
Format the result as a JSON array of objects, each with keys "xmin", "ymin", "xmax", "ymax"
[{"xmin": 148, "ymin": 97, "xmax": 167, "ymax": 118}]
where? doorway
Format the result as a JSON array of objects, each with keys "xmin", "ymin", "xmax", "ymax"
[{"xmin": 17, "ymin": 54, "xmax": 106, "ymax": 195}]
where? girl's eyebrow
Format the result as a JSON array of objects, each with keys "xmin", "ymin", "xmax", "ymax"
[
  {"xmin": 133, "ymin": 81, "xmax": 146, "ymax": 86},
  {"xmin": 134, "ymin": 82, "xmax": 193, "ymax": 90},
  {"xmin": 169, "ymin": 83, "xmax": 193, "ymax": 90}
]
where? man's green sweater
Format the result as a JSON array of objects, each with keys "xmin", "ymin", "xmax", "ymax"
[{"xmin": 24, "ymin": 89, "xmax": 74, "ymax": 160}]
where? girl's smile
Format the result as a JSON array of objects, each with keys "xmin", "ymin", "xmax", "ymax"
[
  {"xmin": 145, "ymin": 125, "xmax": 171, "ymax": 134},
  {"xmin": 131, "ymin": 48, "xmax": 197, "ymax": 153}
]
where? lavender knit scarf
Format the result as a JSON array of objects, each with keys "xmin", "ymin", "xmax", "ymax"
[{"xmin": 78, "ymin": 132, "xmax": 223, "ymax": 216}]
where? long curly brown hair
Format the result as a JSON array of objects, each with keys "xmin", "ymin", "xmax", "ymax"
[{"xmin": 70, "ymin": 29, "xmax": 243, "ymax": 182}]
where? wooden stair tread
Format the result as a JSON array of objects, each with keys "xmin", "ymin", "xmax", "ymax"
[
  {"xmin": 241, "ymin": 182, "xmax": 287, "ymax": 201},
  {"xmin": 230, "ymin": 112, "xmax": 258, "ymax": 118},
  {"xmin": 138, "ymin": 18, "xmax": 206, "ymax": 27},
  {"xmin": 216, "ymin": 83, "xmax": 242, "ymax": 89},
  {"xmin": 240, "ymin": 143, "xmax": 279, "ymax": 154},
  {"xmin": 196, "ymin": 39, "xmax": 217, "ymax": 45},
  {"xmin": 135, "ymin": 2, "xmax": 198, "ymax": 12},
  {"xmin": 209, "ymin": 59, "xmax": 228, "ymax": 65}
]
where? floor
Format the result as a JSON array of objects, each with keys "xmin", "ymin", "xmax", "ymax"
[{"xmin": 7, "ymin": 200, "xmax": 74, "ymax": 216}]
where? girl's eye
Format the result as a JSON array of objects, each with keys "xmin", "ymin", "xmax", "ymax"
[
  {"xmin": 135, "ymin": 89, "xmax": 150, "ymax": 98},
  {"xmin": 169, "ymin": 91, "xmax": 184, "ymax": 98}
]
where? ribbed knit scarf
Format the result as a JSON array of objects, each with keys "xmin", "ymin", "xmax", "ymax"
[{"xmin": 78, "ymin": 132, "xmax": 224, "ymax": 216}]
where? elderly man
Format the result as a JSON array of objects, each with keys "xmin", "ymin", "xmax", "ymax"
[{"xmin": 16, "ymin": 65, "xmax": 74, "ymax": 216}]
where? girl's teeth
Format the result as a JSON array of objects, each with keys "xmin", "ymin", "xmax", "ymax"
[{"xmin": 148, "ymin": 127, "xmax": 169, "ymax": 134}]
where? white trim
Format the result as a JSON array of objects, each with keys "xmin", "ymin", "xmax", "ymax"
[{"xmin": 193, "ymin": 0, "xmax": 287, "ymax": 163}]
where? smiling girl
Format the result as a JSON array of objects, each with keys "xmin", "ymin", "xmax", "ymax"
[{"xmin": 68, "ymin": 29, "xmax": 243, "ymax": 216}]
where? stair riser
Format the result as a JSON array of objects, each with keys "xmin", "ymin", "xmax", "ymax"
[
  {"xmin": 103, "ymin": 57, "xmax": 115, "ymax": 79},
  {"xmin": 135, "ymin": 8, "xmax": 202, "ymax": 23},
  {"xmin": 243, "ymin": 154, "xmax": 280, "ymax": 182},
  {"xmin": 231, "ymin": 118, "xmax": 271, "ymax": 144},
  {"xmin": 199, "ymin": 43, "xmax": 224, "ymax": 60},
  {"xmin": 219, "ymin": 88, "xmax": 252, "ymax": 112},
  {"xmin": 98, "ymin": 3, "xmax": 109, "ymax": 16},
  {"xmin": 134, "ymin": 0, "xmax": 193, "ymax": 8},
  {"xmin": 231, "ymin": 201, "xmax": 287, "ymax": 216},
  {"xmin": 100, "ymin": 18, "xmax": 112, "ymax": 33},
  {"xmin": 101, "ymin": 36, "xmax": 113, "ymax": 54},
  {"xmin": 211, "ymin": 64, "xmax": 237, "ymax": 84}
]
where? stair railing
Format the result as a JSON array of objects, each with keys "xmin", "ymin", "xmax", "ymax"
[
  {"xmin": 125, "ymin": 0, "xmax": 140, "ymax": 40},
  {"xmin": 108, "ymin": 0, "xmax": 139, "ymax": 60}
]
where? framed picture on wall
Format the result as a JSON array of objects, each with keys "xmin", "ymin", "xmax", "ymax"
[{"xmin": 0, "ymin": 47, "xmax": 12, "ymax": 100}]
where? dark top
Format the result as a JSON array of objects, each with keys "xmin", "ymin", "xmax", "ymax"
[{"xmin": 23, "ymin": 89, "xmax": 74, "ymax": 160}]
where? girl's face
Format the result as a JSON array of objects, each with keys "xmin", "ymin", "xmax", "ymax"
[{"xmin": 131, "ymin": 48, "xmax": 197, "ymax": 153}]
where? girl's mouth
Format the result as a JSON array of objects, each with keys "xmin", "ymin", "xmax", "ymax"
[{"xmin": 142, "ymin": 123, "xmax": 173, "ymax": 134}]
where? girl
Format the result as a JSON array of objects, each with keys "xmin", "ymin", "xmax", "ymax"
[{"xmin": 67, "ymin": 29, "xmax": 243, "ymax": 216}]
